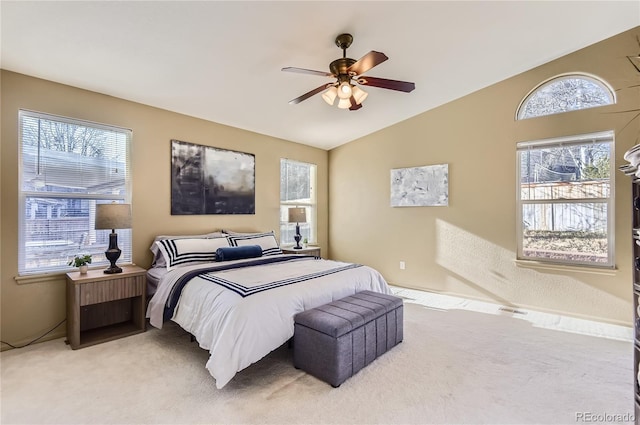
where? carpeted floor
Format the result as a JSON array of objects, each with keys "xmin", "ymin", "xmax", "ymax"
[{"xmin": 1, "ymin": 290, "xmax": 634, "ymax": 425}]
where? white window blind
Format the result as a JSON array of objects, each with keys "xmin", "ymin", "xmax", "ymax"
[
  {"xmin": 516, "ymin": 131, "xmax": 614, "ymax": 267},
  {"xmin": 18, "ymin": 110, "xmax": 132, "ymax": 275},
  {"xmin": 280, "ymin": 159, "xmax": 317, "ymax": 246}
]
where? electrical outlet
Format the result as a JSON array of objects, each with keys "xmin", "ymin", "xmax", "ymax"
[{"xmin": 399, "ymin": 261, "xmax": 405, "ymax": 270}]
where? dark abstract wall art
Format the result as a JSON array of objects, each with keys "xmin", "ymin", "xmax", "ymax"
[{"xmin": 171, "ymin": 139, "xmax": 255, "ymax": 215}]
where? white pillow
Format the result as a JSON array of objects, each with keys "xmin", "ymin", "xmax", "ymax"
[
  {"xmin": 155, "ymin": 237, "xmax": 230, "ymax": 270},
  {"xmin": 150, "ymin": 232, "xmax": 224, "ymax": 267},
  {"xmin": 222, "ymin": 229, "xmax": 260, "ymax": 235},
  {"xmin": 226, "ymin": 231, "xmax": 282, "ymax": 256}
]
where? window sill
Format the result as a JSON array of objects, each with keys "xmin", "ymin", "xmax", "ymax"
[
  {"xmin": 14, "ymin": 271, "xmax": 68, "ymax": 285},
  {"xmin": 15, "ymin": 263, "xmax": 135, "ymax": 284},
  {"xmin": 514, "ymin": 259, "xmax": 617, "ymax": 276}
]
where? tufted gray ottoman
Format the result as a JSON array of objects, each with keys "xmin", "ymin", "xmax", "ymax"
[{"xmin": 293, "ymin": 290, "xmax": 403, "ymax": 387}]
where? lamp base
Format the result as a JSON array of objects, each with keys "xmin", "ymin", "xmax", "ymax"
[
  {"xmin": 104, "ymin": 231, "xmax": 123, "ymax": 274},
  {"xmin": 294, "ymin": 223, "xmax": 302, "ymax": 249},
  {"xmin": 103, "ymin": 264, "xmax": 123, "ymax": 274}
]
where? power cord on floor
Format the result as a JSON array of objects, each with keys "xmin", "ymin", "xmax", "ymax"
[{"xmin": 0, "ymin": 318, "xmax": 66, "ymax": 349}]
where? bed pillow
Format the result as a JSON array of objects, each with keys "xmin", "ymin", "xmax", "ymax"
[
  {"xmin": 155, "ymin": 237, "xmax": 230, "ymax": 270},
  {"xmin": 215, "ymin": 245, "xmax": 263, "ymax": 262},
  {"xmin": 150, "ymin": 232, "xmax": 224, "ymax": 267},
  {"xmin": 222, "ymin": 229, "xmax": 260, "ymax": 235},
  {"xmin": 226, "ymin": 231, "xmax": 282, "ymax": 256}
]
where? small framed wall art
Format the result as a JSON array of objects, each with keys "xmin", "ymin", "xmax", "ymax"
[{"xmin": 390, "ymin": 164, "xmax": 449, "ymax": 207}]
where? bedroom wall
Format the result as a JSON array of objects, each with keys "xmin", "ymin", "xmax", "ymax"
[
  {"xmin": 329, "ymin": 27, "xmax": 640, "ymax": 326},
  {"xmin": 0, "ymin": 70, "xmax": 328, "ymax": 348}
]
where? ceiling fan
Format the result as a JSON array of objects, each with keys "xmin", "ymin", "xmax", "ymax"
[{"xmin": 282, "ymin": 33, "xmax": 415, "ymax": 111}]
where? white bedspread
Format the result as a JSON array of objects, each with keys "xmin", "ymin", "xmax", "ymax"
[{"xmin": 146, "ymin": 255, "xmax": 391, "ymax": 388}]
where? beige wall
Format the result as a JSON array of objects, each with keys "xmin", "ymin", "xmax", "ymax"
[
  {"xmin": 329, "ymin": 27, "xmax": 640, "ymax": 326},
  {"xmin": 0, "ymin": 71, "xmax": 328, "ymax": 347}
]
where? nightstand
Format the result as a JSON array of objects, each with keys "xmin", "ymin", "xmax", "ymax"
[
  {"xmin": 66, "ymin": 264, "xmax": 146, "ymax": 349},
  {"xmin": 281, "ymin": 246, "xmax": 321, "ymax": 257}
]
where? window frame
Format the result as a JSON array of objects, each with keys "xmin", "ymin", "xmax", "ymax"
[
  {"xmin": 279, "ymin": 158, "xmax": 317, "ymax": 246},
  {"xmin": 515, "ymin": 72, "xmax": 616, "ymax": 121},
  {"xmin": 515, "ymin": 131, "xmax": 615, "ymax": 268},
  {"xmin": 17, "ymin": 109, "xmax": 133, "ymax": 276}
]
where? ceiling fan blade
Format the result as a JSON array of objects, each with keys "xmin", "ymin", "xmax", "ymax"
[
  {"xmin": 347, "ymin": 51, "xmax": 388, "ymax": 76},
  {"xmin": 349, "ymin": 96, "xmax": 363, "ymax": 111},
  {"xmin": 282, "ymin": 67, "xmax": 334, "ymax": 78},
  {"xmin": 288, "ymin": 84, "xmax": 333, "ymax": 105},
  {"xmin": 358, "ymin": 76, "xmax": 415, "ymax": 93}
]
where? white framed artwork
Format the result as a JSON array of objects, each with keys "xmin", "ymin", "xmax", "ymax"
[{"xmin": 390, "ymin": 164, "xmax": 449, "ymax": 207}]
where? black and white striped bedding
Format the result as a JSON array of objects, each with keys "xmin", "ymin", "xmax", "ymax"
[{"xmin": 146, "ymin": 254, "xmax": 391, "ymax": 389}]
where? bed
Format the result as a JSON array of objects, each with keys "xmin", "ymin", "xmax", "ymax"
[{"xmin": 145, "ymin": 231, "xmax": 392, "ymax": 389}]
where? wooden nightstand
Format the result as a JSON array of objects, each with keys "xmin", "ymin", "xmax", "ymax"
[
  {"xmin": 281, "ymin": 246, "xmax": 321, "ymax": 257},
  {"xmin": 66, "ymin": 264, "xmax": 146, "ymax": 349}
]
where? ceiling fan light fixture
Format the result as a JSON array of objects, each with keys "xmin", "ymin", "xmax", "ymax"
[
  {"xmin": 337, "ymin": 98, "xmax": 352, "ymax": 109},
  {"xmin": 282, "ymin": 33, "xmax": 415, "ymax": 109},
  {"xmin": 352, "ymin": 85, "xmax": 368, "ymax": 105},
  {"xmin": 337, "ymin": 82, "xmax": 353, "ymax": 99},
  {"xmin": 322, "ymin": 86, "xmax": 338, "ymax": 105}
]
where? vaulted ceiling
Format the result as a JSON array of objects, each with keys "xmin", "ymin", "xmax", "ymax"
[{"xmin": 2, "ymin": 1, "xmax": 638, "ymax": 150}]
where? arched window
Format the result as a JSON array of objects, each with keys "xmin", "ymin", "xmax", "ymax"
[{"xmin": 516, "ymin": 73, "xmax": 615, "ymax": 120}]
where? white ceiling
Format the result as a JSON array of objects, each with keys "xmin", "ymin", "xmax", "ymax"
[{"xmin": 1, "ymin": 1, "xmax": 639, "ymax": 150}]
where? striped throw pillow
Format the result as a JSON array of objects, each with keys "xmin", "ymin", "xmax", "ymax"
[
  {"xmin": 155, "ymin": 237, "xmax": 230, "ymax": 270},
  {"xmin": 226, "ymin": 231, "xmax": 282, "ymax": 256}
]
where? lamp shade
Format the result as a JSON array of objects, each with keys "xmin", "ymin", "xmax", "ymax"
[
  {"xmin": 337, "ymin": 98, "xmax": 351, "ymax": 109},
  {"xmin": 322, "ymin": 86, "xmax": 338, "ymax": 105},
  {"xmin": 95, "ymin": 203, "xmax": 132, "ymax": 230},
  {"xmin": 352, "ymin": 85, "xmax": 368, "ymax": 105},
  {"xmin": 337, "ymin": 82, "xmax": 353, "ymax": 99},
  {"xmin": 288, "ymin": 207, "xmax": 307, "ymax": 223}
]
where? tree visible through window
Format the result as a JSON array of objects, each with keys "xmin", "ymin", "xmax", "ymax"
[
  {"xmin": 280, "ymin": 159, "xmax": 317, "ymax": 246},
  {"xmin": 18, "ymin": 110, "xmax": 132, "ymax": 275},
  {"xmin": 517, "ymin": 74, "xmax": 615, "ymax": 120},
  {"xmin": 516, "ymin": 132, "xmax": 614, "ymax": 267}
]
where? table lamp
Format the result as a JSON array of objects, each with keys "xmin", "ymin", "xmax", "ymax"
[
  {"xmin": 288, "ymin": 207, "xmax": 307, "ymax": 249},
  {"xmin": 95, "ymin": 203, "xmax": 131, "ymax": 274}
]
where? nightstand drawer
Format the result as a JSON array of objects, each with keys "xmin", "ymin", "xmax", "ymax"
[{"xmin": 80, "ymin": 275, "xmax": 144, "ymax": 306}]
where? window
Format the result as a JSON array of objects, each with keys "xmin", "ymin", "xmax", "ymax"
[
  {"xmin": 280, "ymin": 159, "xmax": 317, "ymax": 246},
  {"xmin": 18, "ymin": 110, "xmax": 132, "ymax": 275},
  {"xmin": 516, "ymin": 131, "xmax": 614, "ymax": 267},
  {"xmin": 517, "ymin": 73, "xmax": 615, "ymax": 120}
]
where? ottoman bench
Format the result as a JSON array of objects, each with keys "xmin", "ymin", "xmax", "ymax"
[{"xmin": 293, "ymin": 290, "xmax": 403, "ymax": 387}]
